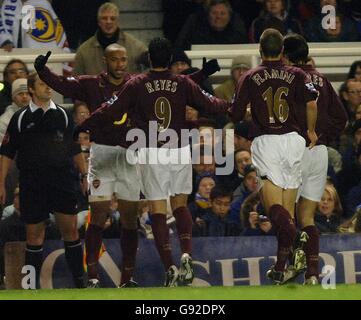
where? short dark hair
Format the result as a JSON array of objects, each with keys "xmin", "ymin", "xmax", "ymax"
[
  {"xmin": 208, "ymin": 0, "xmax": 232, "ymax": 13},
  {"xmin": 260, "ymin": 28, "xmax": 283, "ymax": 58},
  {"xmin": 210, "ymin": 186, "xmax": 233, "ymax": 201},
  {"xmin": 283, "ymin": 34, "xmax": 309, "ymax": 64},
  {"xmin": 73, "ymin": 101, "xmax": 90, "ymax": 115},
  {"xmin": 348, "ymin": 60, "xmax": 361, "ymax": 79},
  {"xmin": 4, "ymin": 59, "xmax": 29, "ymax": 82},
  {"xmin": 27, "ymin": 72, "xmax": 39, "ymax": 97},
  {"xmin": 148, "ymin": 37, "xmax": 172, "ymax": 68}
]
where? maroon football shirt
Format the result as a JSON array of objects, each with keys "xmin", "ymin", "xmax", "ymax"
[
  {"xmin": 38, "ymin": 66, "xmax": 208, "ymax": 147},
  {"xmin": 231, "ymin": 60, "xmax": 319, "ymax": 138},
  {"xmin": 83, "ymin": 69, "xmax": 230, "ymax": 148},
  {"xmin": 296, "ymin": 64, "xmax": 348, "ymax": 146}
]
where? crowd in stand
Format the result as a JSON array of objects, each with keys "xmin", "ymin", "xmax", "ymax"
[{"xmin": 0, "ymin": 1, "xmax": 361, "ymax": 285}]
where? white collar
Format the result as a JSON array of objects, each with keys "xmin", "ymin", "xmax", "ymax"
[{"xmin": 29, "ymin": 100, "xmax": 57, "ymax": 113}]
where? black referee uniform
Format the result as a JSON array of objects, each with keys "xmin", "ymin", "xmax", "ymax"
[{"xmin": 0, "ymin": 101, "xmax": 81, "ymax": 224}]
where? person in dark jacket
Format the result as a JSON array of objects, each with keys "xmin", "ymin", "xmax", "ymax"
[
  {"xmin": 193, "ymin": 186, "xmax": 240, "ymax": 237},
  {"xmin": 249, "ymin": 0, "xmax": 303, "ymax": 43},
  {"xmin": 315, "ymin": 185, "xmax": 343, "ymax": 233},
  {"xmin": 304, "ymin": 1, "xmax": 359, "ymax": 42},
  {"xmin": 229, "ymin": 164, "xmax": 258, "ymax": 224},
  {"xmin": 175, "ymin": 0, "xmax": 247, "ymax": 50}
]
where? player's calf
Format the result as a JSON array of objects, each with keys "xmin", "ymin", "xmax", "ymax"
[{"xmin": 269, "ymin": 204, "xmax": 297, "ymax": 272}]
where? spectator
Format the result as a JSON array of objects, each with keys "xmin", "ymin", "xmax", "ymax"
[
  {"xmin": 175, "ymin": 0, "xmax": 247, "ymax": 50},
  {"xmin": 336, "ymin": 143, "xmax": 361, "ymax": 212},
  {"xmin": 190, "ymin": 144, "xmax": 217, "ymax": 202},
  {"xmin": 347, "ymin": 60, "xmax": 361, "ymax": 81},
  {"xmin": 197, "ymin": 118, "xmax": 220, "ymax": 145},
  {"xmin": 241, "ymin": 192, "xmax": 275, "ymax": 236},
  {"xmin": 348, "ymin": 0, "xmax": 361, "ymax": 39},
  {"xmin": 338, "ymin": 79, "xmax": 361, "ymax": 154},
  {"xmin": 345, "ymin": 180, "xmax": 361, "ymax": 219},
  {"xmin": 229, "ymin": 164, "xmax": 258, "ymax": 224},
  {"xmin": 214, "ymin": 55, "xmax": 251, "ymax": 102},
  {"xmin": 193, "ymin": 186, "xmax": 240, "ymax": 236},
  {"xmin": 0, "ymin": 59, "xmax": 29, "ymax": 116},
  {"xmin": 356, "ymin": 104, "xmax": 361, "ymax": 121},
  {"xmin": 340, "ymin": 119, "xmax": 361, "ymax": 167},
  {"xmin": 249, "ymin": 0, "xmax": 303, "ymax": 43},
  {"xmin": 72, "ymin": 101, "xmax": 90, "ymax": 126},
  {"xmin": 218, "ymin": 148, "xmax": 252, "ymax": 192},
  {"xmin": 338, "ymin": 205, "xmax": 361, "ymax": 233},
  {"xmin": 102, "ymin": 194, "xmax": 121, "ymax": 239},
  {"xmin": 0, "ymin": 78, "xmax": 30, "ymax": 143},
  {"xmin": 162, "ymin": 0, "xmax": 207, "ymax": 44},
  {"xmin": 186, "ymin": 106, "xmax": 199, "ymax": 121},
  {"xmin": 315, "ymin": 185, "xmax": 343, "ymax": 233},
  {"xmin": 74, "ymin": 2, "xmax": 147, "ymax": 75},
  {"xmin": 327, "ymin": 146, "xmax": 343, "ymax": 175},
  {"xmin": 170, "ymin": 50, "xmax": 214, "ymax": 94},
  {"xmin": 304, "ymin": 1, "xmax": 359, "ymax": 42},
  {"xmin": 188, "ymin": 174, "xmax": 216, "ymax": 223}
]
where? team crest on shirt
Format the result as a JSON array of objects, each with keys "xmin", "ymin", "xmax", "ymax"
[
  {"xmin": 113, "ymin": 113, "xmax": 128, "ymax": 126},
  {"xmin": 93, "ymin": 179, "xmax": 101, "ymax": 189}
]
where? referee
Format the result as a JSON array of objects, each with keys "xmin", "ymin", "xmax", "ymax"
[{"xmin": 0, "ymin": 72, "xmax": 88, "ymax": 289}]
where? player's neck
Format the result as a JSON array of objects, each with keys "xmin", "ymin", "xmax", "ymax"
[
  {"xmin": 109, "ymin": 76, "xmax": 124, "ymax": 86},
  {"xmin": 263, "ymin": 57, "xmax": 282, "ymax": 62}
]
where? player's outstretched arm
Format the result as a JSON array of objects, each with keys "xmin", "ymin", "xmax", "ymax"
[
  {"xmin": 186, "ymin": 78, "xmax": 230, "ymax": 115},
  {"xmin": 34, "ymin": 51, "xmax": 87, "ymax": 102},
  {"xmin": 186, "ymin": 58, "xmax": 221, "ymax": 85},
  {"xmin": 229, "ymin": 73, "xmax": 250, "ymax": 122}
]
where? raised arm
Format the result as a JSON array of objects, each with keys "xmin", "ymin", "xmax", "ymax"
[
  {"xmin": 229, "ymin": 72, "xmax": 250, "ymax": 122},
  {"xmin": 185, "ymin": 78, "xmax": 230, "ymax": 115},
  {"xmin": 35, "ymin": 51, "xmax": 87, "ymax": 101}
]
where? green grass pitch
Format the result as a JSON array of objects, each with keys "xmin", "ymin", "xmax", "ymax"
[{"xmin": 0, "ymin": 284, "xmax": 361, "ymax": 300}]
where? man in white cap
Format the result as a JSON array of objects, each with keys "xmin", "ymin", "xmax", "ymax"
[
  {"xmin": 214, "ymin": 55, "xmax": 251, "ymax": 102},
  {"xmin": 0, "ymin": 78, "xmax": 30, "ymax": 144}
]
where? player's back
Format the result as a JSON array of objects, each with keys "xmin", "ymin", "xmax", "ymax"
[
  {"xmin": 296, "ymin": 64, "xmax": 347, "ymax": 146},
  {"xmin": 129, "ymin": 70, "xmax": 210, "ymax": 147},
  {"xmin": 241, "ymin": 60, "xmax": 315, "ymax": 137}
]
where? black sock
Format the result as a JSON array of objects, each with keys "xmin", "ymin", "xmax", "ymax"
[
  {"xmin": 25, "ymin": 244, "xmax": 43, "ymax": 289},
  {"xmin": 64, "ymin": 239, "xmax": 84, "ymax": 288}
]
